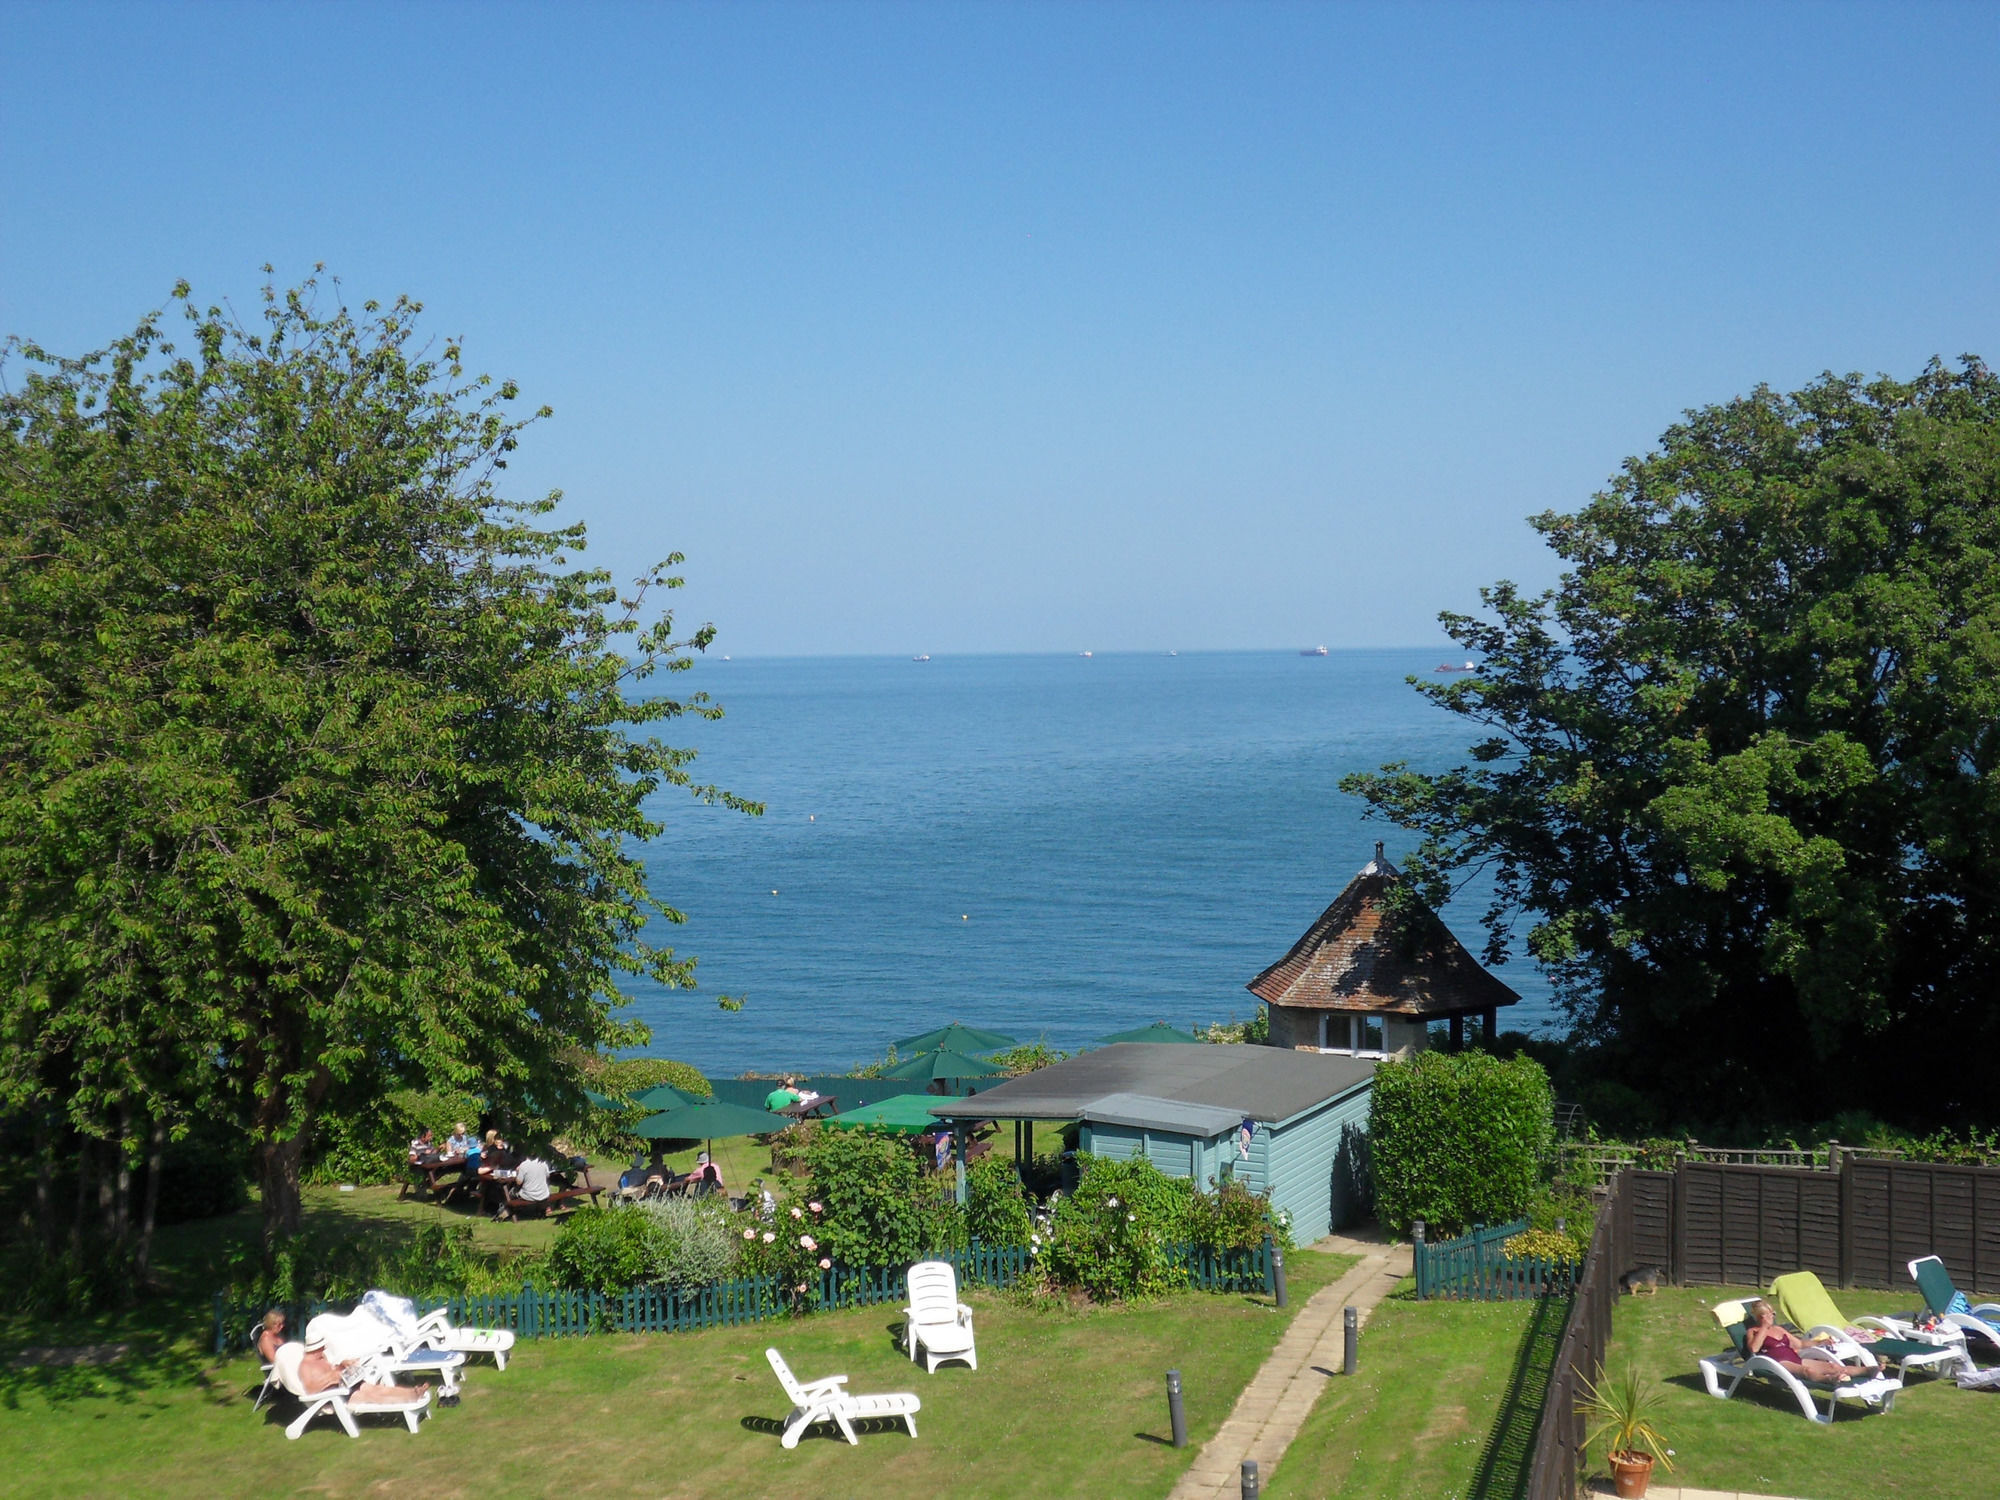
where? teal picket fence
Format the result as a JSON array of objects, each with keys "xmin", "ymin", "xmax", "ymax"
[
  {"xmin": 213, "ymin": 1238, "xmax": 1270, "ymax": 1353},
  {"xmin": 1413, "ymin": 1218, "xmax": 1580, "ymax": 1301}
]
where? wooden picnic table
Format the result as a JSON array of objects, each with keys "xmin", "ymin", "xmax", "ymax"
[{"xmin": 778, "ymin": 1094, "xmax": 838, "ymax": 1121}]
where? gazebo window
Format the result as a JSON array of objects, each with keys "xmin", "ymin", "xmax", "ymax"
[{"xmin": 1318, "ymin": 1013, "xmax": 1386, "ymax": 1058}]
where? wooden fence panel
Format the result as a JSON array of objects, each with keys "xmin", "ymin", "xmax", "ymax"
[{"xmin": 1626, "ymin": 1171, "xmax": 1673, "ymax": 1272}]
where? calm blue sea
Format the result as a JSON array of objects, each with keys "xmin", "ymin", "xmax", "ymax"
[{"xmin": 626, "ymin": 649, "xmax": 1559, "ymax": 1078}]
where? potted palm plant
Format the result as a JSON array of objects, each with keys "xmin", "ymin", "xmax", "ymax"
[{"xmin": 1577, "ymin": 1366, "xmax": 1674, "ymax": 1498}]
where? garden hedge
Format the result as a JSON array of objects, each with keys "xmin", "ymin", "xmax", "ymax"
[{"xmin": 1369, "ymin": 1050, "xmax": 1553, "ymax": 1237}]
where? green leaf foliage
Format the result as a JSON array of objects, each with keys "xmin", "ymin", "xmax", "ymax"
[
  {"xmin": 1369, "ymin": 1050, "xmax": 1553, "ymax": 1237},
  {"xmin": 965, "ymin": 1153, "xmax": 1034, "ymax": 1246},
  {"xmin": 1342, "ymin": 360, "xmax": 2000, "ymax": 1129},
  {"xmin": 800, "ymin": 1125, "xmax": 962, "ymax": 1269},
  {"xmin": 0, "ymin": 276, "xmax": 756, "ymax": 1260}
]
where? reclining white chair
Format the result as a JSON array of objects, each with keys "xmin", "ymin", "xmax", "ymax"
[
  {"xmin": 269, "ymin": 1342, "xmax": 429, "ymax": 1439},
  {"xmin": 306, "ymin": 1310, "xmax": 467, "ymax": 1401},
  {"xmin": 359, "ymin": 1289, "xmax": 516, "ymax": 1371},
  {"xmin": 1697, "ymin": 1298, "xmax": 1902, "ymax": 1424},
  {"xmin": 764, "ymin": 1347, "xmax": 920, "ymax": 1448},
  {"xmin": 250, "ymin": 1320, "xmax": 281, "ymax": 1411},
  {"xmin": 1909, "ymin": 1256, "xmax": 2000, "ymax": 1355},
  {"xmin": 902, "ymin": 1260, "xmax": 977, "ymax": 1373}
]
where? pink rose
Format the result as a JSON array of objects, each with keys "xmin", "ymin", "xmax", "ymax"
[
  {"xmin": 800, "ymin": 1234, "xmax": 817, "ymax": 1251},
  {"xmin": 818, "ymin": 1257, "xmax": 832, "ymax": 1269},
  {"xmin": 807, "ymin": 1201, "xmax": 823, "ymax": 1213}
]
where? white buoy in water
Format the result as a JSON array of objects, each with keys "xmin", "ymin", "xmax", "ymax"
[
  {"xmin": 962, "ymin": 914, "xmax": 969, "ymax": 920},
  {"xmin": 771, "ymin": 889, "xmax": 779, "ymax": 895}
]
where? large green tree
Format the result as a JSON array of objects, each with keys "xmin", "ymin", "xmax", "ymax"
[
  {"xmin": 1343, "ymin": 360, "xmax": 2000, "ymax": 1129},
  {"xmin": 0, "ymin": 276, "xmax": 753, "ymax": 1261}
]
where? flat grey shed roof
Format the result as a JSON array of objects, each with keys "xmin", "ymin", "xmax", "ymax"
[
  {"xmin": 1078, "ymin": 1093, "xmax": 1244, "ymax": 1137},
  {"xmin": 932, "ymin": 1043, "xmax": 1375, "ymax": 1126}
]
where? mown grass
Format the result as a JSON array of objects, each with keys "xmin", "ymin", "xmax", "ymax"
[
  {"xmin": 0, "ymin": 1195, "xmax": 1355, "ymax": 1500},
  {"xmin": 1597, "ymin": 1285, "xmax": 2000, "ymax": 1498},
  {"xmin": 1265, "ymin": 1283, "xmax": 1552, "ymax": 1500}
]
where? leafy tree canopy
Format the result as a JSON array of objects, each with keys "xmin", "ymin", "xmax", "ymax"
[
  {"xmin": 1343, "ymin": 360, "xmax": 2000, "ymax": 1129},
  {"xmin": 0, "ymin": 273, "xmax": 755, "ymax": 1258}
]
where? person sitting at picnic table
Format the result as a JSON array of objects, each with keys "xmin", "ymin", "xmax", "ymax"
[
  {"xmin": 444, "ymin": 1122, "xmax": 472, "ymax": 1159},
  {"xmin": 500, "ymin": 1155, "xmax": 551, "ymax": 1220},
  {"xmin": 408, "ymin": 1126, "xmax": 438, "ymax": 1164},
  {"xmin": 616, "ymin": 1152, "xmax": 651, "ymax": 1199},
  {"xmin": 764, "ymin": 1076, "xmax": 803, "ymax": 1112},
  {"xmin": 1743, "ymin": 1299, "xmax": 1867, "ymax": 1382},
  {"xmin": 478, "ymin": 1131, "xmax": 518, "ymax": 1214},
  {"xmin": 684, "ymin": 1151, "xmax": 724, "ymax": 1196}
]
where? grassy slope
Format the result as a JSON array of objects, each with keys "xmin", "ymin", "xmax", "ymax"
[
  {"xmin": 0, "ymin": 1223, "xmax": 1355, "ymax": 1500},
  {"xmin": 1265, "ymin": 1287, "xmax": 1551, "ymax": 1500},
  {"xmin": 1601, "ymin": 1286, "xmax": 2000, "ymax": 1499}
]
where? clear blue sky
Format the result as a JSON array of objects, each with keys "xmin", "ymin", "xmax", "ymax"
[{"xmin": 6, "ymin": 2, "xmax": 1996, "ymax": 656}]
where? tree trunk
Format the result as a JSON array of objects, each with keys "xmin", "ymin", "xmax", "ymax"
[
  {"xmin": 255, "ymin": 1129, "xmax": 309, "ymax": 1263},
  {"xmin": 112, "ymin": 1106, "xmax": 133, "ymax": 1248},
  {"xmin": 33, "ymin": 1111, "xmax": 56, "ymax": 1254},
  {"xmin": 134, "ymin": 1116, "xmax": 167, "ymax": 1281},
  {"xmin": 71, "ymin": 1137, "xmax": 95, "ymax": 1252}
]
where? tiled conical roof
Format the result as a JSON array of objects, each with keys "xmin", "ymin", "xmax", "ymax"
[{"xmin": 1246, "ymin": 844, "xmax": 1519, "ymax": 1017}]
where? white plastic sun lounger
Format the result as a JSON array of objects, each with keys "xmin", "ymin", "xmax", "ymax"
[
  {"xmin": 1698, "ymin": 1299, "xmax": 1901, "ymax": 1424},
  {"xmin": 270, "ymin": 1343, "xmax": 429, "ymax": 1439},
  {"xmin": 765, "ymin": 1347, "xmax": 920, "ymax": 1447},
  {"xmin": 903, "ymin": 1260, "xmax": 977, "ymax": 1373},
  {"xmin": 306, "ymin": 1310, "xmax": 467, "ymax": 1400},
  {"xmin": 360, "ymin": 1289, "xmax": 516, "ymax": 1371}
]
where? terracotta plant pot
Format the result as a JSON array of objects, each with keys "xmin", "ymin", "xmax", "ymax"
[{"xmin": 1609, "ymin": 1450, "xmax": 1654, "ymax": 1498}]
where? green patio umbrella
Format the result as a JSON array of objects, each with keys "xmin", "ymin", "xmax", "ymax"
[
  {"xmin": 823, "ymin": 1094, "xmax": 949, "ymax": 1135},
  {"xmin": 583, "ymin": 1087, "xmax": 627, "ymax": 1109},
  {"xmin": 631, "ymin": 1100, "xmax": 788, "ymax": 1140},
  {"xmin": 1096, "ymin": 1021, "xmax": 1201, "ymax": 1045},
  {"xmin": 629, "ymin": 1082, "xmax": 698, "ymax": 1111},
  {"xmin": 892, "ymin": 1021, "xmax": 1019, "ymax": 1054},
  {"xmin": 881, "ymin": 1047, "xmax": 1005, "ymax": 1083}
]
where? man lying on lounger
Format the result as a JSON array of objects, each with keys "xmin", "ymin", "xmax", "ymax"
[{"xmin": 258, "ymin": 1310, "xmax": 413, "ymax": 1404}]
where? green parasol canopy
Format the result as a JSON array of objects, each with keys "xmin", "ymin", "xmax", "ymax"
[
  {"xmin": 583, "ymin": 1088, "xmax": 627, "ymax": 1110},
  {"xmin": 823, "ymin": 1093, "xmax": 950, "ymax": 1135},
  {"xmin": 881, "ymin": 1047, "xmax": 1005, "ymax": 1083},
  {"xmin": 892, "ymin": 1022, "xmax": 1019, "ymax": 1054},
  {"xmin": 1097, "ymin": 1022, "xmax": 1201, "ymax": 1045},
  {"xmin": 631, "ymin": 1100, "xmax": 788, "ymax": 1140},
  {"xmin": 629, "ymin": 1082, "xmax": 698, "ymax": 1112}
]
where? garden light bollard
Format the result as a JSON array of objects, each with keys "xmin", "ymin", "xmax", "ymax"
[
  {"xmin": 1166, "ymin": 1368, "xmax": 1187, "ymax": 1448},
  {"xmin": 1271, "ymin": 1243, "xmax": 1288, "ymax": 1308},
  {"xmin": 1240, "ymin": 1458, "xmax": 1259, "ymax": 1499},
  {"xmin": 1343, "ymin": 1305, "xmax": 1358, "ymax": 1376}
]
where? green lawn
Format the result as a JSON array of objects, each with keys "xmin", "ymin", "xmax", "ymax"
[
  {"xmin": 0, "ymin": 1223, "xmax": 1355, "ymax": 1500},
  {"xmin": 1265, "ymin": 1284, "xmax": 1559, "ymax": 1500},
  {"xmin": 1600, "ymin": 1286, "xmax": 2000, "ymax": 1499}
]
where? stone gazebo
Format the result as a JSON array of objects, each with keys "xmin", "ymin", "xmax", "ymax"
[{"xmin": 1247, "ymin": 842, "xmax": 1518, "ymax": 1058}]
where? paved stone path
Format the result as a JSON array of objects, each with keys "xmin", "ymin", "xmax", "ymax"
[
  {"xmin": 1167, "ymin": 1232, "xmax": 1412, "ymax": 1500},
  {"xmin": 1587, "ymin": 1487, "xmax": 1810, "ymax": 1500}
]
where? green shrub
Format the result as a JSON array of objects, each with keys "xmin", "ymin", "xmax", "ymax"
[
  {"xmin": 1370, "ymin": 1050, "xmax": 1554, "ymax": 1237},
  {"xmin": 305, "ymin": 1087, "xmax": 485, "ymax": 1186},
  {"xmin": 547, "ymin": 1205, "xmax": 655, "ymax": 1294},
  {"xmin": 1043, "ymin": 1155, "xmax": 1197, "ymax": 1301},
  {"xmin": 1501, "ymin": 1227, "xmax": 1582, "ymax": 1263},
  {"xmin": 1188, "ymin": 1177, "xmax": 1291, "ymax": 1252},
  {"xmin": 592, "ymin": 1056, "xmax": 711, "ymax": 1099},
  {"xmin": 966, "ymin": 1155, "xmax": 1033, "ymax": 1246},
  {"xmin": 631, "ymin": 1196, "xmax": 741, "ymax": 1291},
  {"xmin": 803, "ymin": 1126, "xmax": 958, "ymax": 1268}
]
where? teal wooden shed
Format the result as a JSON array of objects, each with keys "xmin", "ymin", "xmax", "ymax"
[{"xmin": 931, "ymin": 1044, "xmax": 1376, "ymax": 1240}]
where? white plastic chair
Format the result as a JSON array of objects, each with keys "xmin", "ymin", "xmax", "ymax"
[
  {"xmin": 902, "ymin": 1260, "xmax": 977, "ymax": 1373},
  {"xmin": 269, "ymin": 1343, "xmax": 429, "ymax": 1439},
  {"xmin": 360, "ymin": 1289, "xmax": 516, "ymax": 1371},
  {"xmin": 764, "ymin": 1347, "xmax": 920, "ymax": 1447}
]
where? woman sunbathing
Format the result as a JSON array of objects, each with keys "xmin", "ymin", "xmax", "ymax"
[{"xmin": 1744, "ymin": 1299, "xmax": 1868, "ymax": 1383}]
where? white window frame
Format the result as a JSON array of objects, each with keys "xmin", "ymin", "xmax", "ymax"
[{"xmin": 1318, "ymin": 1012, "xmax": 1388, "ymax": 1058}]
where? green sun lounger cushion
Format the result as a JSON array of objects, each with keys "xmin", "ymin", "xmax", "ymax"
[{"xmin": 1771, "ymin": 1272, "xmax": 1847, "ymax": 1334}]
